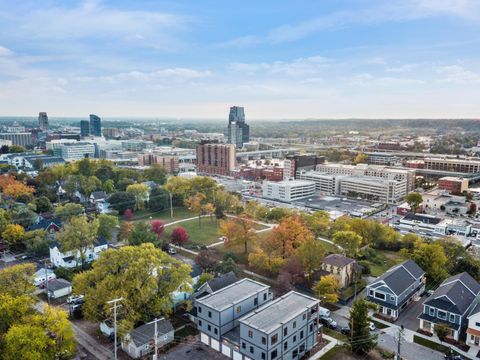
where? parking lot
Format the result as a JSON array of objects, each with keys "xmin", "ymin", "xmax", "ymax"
[{"xmin": 161, "ymin": 340, "xmax": 229, "ymax": 360}]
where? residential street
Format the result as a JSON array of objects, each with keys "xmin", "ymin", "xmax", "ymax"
[{"xmin": 71, "ymin": 322, "xmax": 113, "ymax": 360}]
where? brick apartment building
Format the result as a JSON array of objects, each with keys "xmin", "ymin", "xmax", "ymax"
[{"xmin": 196, "ymin": 140, "xmax": 236, "ymax": 176}]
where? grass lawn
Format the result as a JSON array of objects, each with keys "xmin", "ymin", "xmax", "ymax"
[
  {"xmin": 130, "ymin": 207, "xmax": 194, "ymax": 224},
  {"xmin": 364, "ymin": 250, "xmax": 404, "ymax": 277},
  {"xmin": 318, "ymin": 240, "xmax": 340, "ymax": 254},
  {"xmin": 323, "ymin": 328, "xmax": 348, "ymax": 342},
  {"xmin": 412, "ymin": 335, "xmax": 451, "ymax": 354},
  {"xmin": 163, "ymin": 217, "xmax": 221, "ymax": 250}
]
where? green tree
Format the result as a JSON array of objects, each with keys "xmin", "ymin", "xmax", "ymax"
[
  {"xmin": 80, "ymin": 175, "xmax": 102, "ymax": 198},
  {"xmin": 2, "ymin": 223, "xmax": 26, "ymax": 247},
  {"xmin": 10, "ymin": 207, "xmax": 38, "ymax": 228},
  {"xmin": 0, "ymin": 208, "xmax": 10, "ymax": 233},
  {"xmin": 102, "ymin": 179, "xmax": 116, "ymax": 194},
  {"xmin": 148, "ymin": 186, "xmax": 170, "ymax": 212},
  {"xmin": 406, "ymin": 192, "xmax": 423, "ymax": 214},
  {"xmin": 353, "ymin": 153, "xmax": 368, "ymax": 164},
  {"xmin": 144, "ymin": 165, "xmax": 167, "ymax": 184},
  {"xmin": 97, "ymin": 214, "xmax": 119, "ymax": 241},
  {"xmin": 56, "ymin": 216, "xmax": 99, "ymax": 269},
  {"xmin": 0, "ymin": 263, "xmax": 36, "ymax": 298},
  {"xmin": 76, "ymin": 158, "xmax": 97, "ymax": 177},
  {"xmin": 185, "ymin": 192, "xmax": 207, "ymax": 226},
  {"xmin": 303, "ymin": 210, "xmax": 330, "ymax": 237},
  {"xmin": 195, "ymin": 272, "xmax": 214, "ymax": 290},
  {"xmin": 333, "ymin": 230, "xmax": 362, "ymax": 258},
  {"xmin": 297, "ymin": 238, "xmax": 326, "ymax": 285},
  {"xmin": 127, "ymin": 221, "xmax": 157, "ymax": 245},
  {"xmin": 54, "ymin": 203, "xmax": 84, "ymax": 221},
  {"xmin": 126, "ymin": 183, "xmax": 149, "ymax": 210},
  {"xmin": 349, "ymin": 299, "xmax": 377, "ymax": 354},
  {"xmin": 109, "ymin": 191, "xmax": 136, "ymax": 214},
  {"xmin": 33, "ymin": 196, "xmax": 53, "ymax": 213},
  {"xmin": 73, "ymin": 243, "xmax": 192, "ymax": 334},
  {"xmin": 434, "ymin": 323, "xmax": 450, "ymax": 342},
  {"xmin": 411, "ymin": 242, "xmax": 448, "ymax": 283},
  {"xmin": 24, "ymin": 230, "xmax": 50, "ymax": 256},
  {"xmin": 313, "ymin": 275, "xmax": 340, "ymax": 304},
  {"xmin": 0, "ymin": 293, "xmax": 34, "ymax": 334},
  {"xmin": 216, "ymin": 257, "xmax": 240, "ymax": 275}
]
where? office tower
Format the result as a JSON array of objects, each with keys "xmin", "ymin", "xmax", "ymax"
[
  {"xmin": 89, "ymin": 114, "xmax": 102, "ymax": 137},
  {"xmin": 0, "ymin": 132, "xmax": 33, "ymax": 147},
  {"xmin": 38, "ymin": 112, "xmax": 48, "ymax": 131},
  {"xmin": 80, "ymin": 120, "xmax": 90, "ymax": 137},
  {"xmin": 227, "ymin": 106, "xmax": 249, "ymax": 148},
  {"xmin": 196, "ymin": 140, "xmax": 236, "ymax": 176}
]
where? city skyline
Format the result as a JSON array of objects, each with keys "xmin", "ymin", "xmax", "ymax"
[{"xmin": 1, "ymin": 0, "xmax": 480, "ymax": 118}]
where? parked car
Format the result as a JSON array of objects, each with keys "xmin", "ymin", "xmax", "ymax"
[
  {"xmin": 369, "ymin": 322, "xmax": 376, "ymax": 331},
  {"xmin": 340, "ymin": 326, "xmax": 351, "ymax": 336},
  {"xmin": 320, "ymin": 317, "xmax": 337, "ymax": 329},
  {"xmin": 67, "ymin": 295, "xmax": 84, "ymax": 304},
  {"xmin": 168, "ymin": 247, "xmax": 177, "ymax": 255},
  {"xmin": 426, "ymin": 290, "xmax": 434, "ymax": 297},
  {"xmin": 319, "ymin": 307, "xmax": 331, "ymax": 318},
  {"xmin": 20, "ymin": 255, "xmax": 31, "ymax": 260}
]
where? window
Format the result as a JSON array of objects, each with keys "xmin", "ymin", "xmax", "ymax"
[
  {"xmin": 293, "ymin": 349, "xmax": 298, "ymax": 357},
  {"xmin": 390, "ymin": 296, "xmax": 395, "ymax": 301},
  {"xmin": 214, "ymin": 328, "xmax": 218, "ymax": 335},
  {"xmin": 293, "ymin": 335, "xmax": 296, "ymax": 342},
  {"xmin": 284, "ymin": 327, "xmax": 288, "ymax": 336},
  {"xmin": 264, "ymin": 293, "xmax": 267, "ymax": 301},
  {"xmin": 208, "ymin": 325, "xmax": 211, "ymax": 331},
  {"xmin": 261, "ymin": 353, "xmax": 266, "ymax": 360},
  {"xmin": 300, "ymin": 344, "xmax": 305, "ymax": 353},
  {"xmin": 449, "ymin": 314, "xmax": 455, "ymax": 323},
  {"xmin": 300, "ymin": 330, "xmax": 304, "ymax": 339},
  {"xmin": 236, "ymin": 306, "xmax": 241, "ymax": 313},
  {"xmin": 250, "ymin": 346, "xmax": 254, "ymax": 354},
  {"xmin": 271, "ymin": 349, "xmax": 278, "ymax": 359},
  {"xmin": 271, "ymin": 334, "xmax": 278, "ymax": 345},
  {"xmin": 369, "ymin": 289, "xmax": 374, "ymax": 296},
  {"xmin": 262, "ymin": 337, "xmax": 266, "ymax": 345},
  {"xmin": 198, "ymin": 306, "xmax": 202, "ymax": 313},
  {"xmin": 248, "ymin": 330, "xmax": 253, "ymax": 338},
  {"xmin": 438, "ymin": 311, "xmax": 447, "ymax": 320},
  {"xmin": 284, "ymin": 341, "xmax": 288, "ymax": 350},
  {"xmin": 208, "ymin": 311, "xmax": 212, "ymax": 318},
  {"xmin": 242, "ymin": 342, "xmax": 246, "ymax": 349},
  {"xmin": 375, "ymin": 292, "xmax": 386, "ymax": 300},
  {"xmin": 303, "ymin": 313, "xmax": 306, "ymax": 320},
  {"xmin": 476, "ymin": 322, "xmax": 480, "ymax": 327},
  {"xmin": 429, "ymin": 308, "xmax": 435, "ymax": 316},
  {"xmin": 254, "ymin": 298, "xmax": 258, "ymax": 306},
  {"xmin": 293, "ymin": 321, "xmax": 297, "ymax": 329},
  {"xmin": 198, "ymin": 320, "xmax": 202, "ymax": 326}
]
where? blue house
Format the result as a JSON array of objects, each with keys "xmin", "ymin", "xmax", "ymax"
[
  {"xmin": 366, "ymin": 259, "xmax": 425, "ymax": 320},
  {"xmin": 419, "ymin": 272, "xmax": 480, "ymax": 341}
]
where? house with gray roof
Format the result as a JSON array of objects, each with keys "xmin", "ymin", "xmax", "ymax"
[
  {"xmin": 121, "ymin": 318, "xmax": 174, "ymax": 359},
  {"xmin": 194, "ymin": 271, "xmax": 239, "ymax": 299},
  {"xmin": 238, "ymin": 291, "xmax": 320, "ymax": 360},
  {"xmin": 367, "ymin": 259, "xmax": 425, "ymax": 320},
  {"xmin": 419, "ymin": 272, "xmax": 480, "ymax": 341}
]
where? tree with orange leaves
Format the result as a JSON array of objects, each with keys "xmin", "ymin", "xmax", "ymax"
[
  {"xmin": 0, "ymin": 175, "xmax": 34, "ymax": 199},
  {"xmin": 248, "ymin": 215, "xmax": 314, "ymax": 275},
  {"xmin": 219, "ymin": 215, "xmax": 257, "ymax": 254}
]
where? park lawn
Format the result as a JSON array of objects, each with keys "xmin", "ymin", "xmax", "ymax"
[
  {"xmin": 163, "ymin": 217, "xmax": 221, "ymax": 250},
  {"xmin": 130, "ymin": 207, "xmax": 194, "ymax": 224},
  {"xmin": 365, "ymin": 250, "xmax": 405, "ymax": 277}
]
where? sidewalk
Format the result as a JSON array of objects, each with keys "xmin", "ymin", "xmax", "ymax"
[{"xmin": 308, "ymin": 334, "xmax": 339, "ymax": 360}]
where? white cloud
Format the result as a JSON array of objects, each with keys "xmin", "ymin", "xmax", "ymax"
[
  {"xmin": 437, "ymin": 65, "xmax": 480, "ymax": 84},
  {"xmin": 0, "ymin": 46, "xmax": 13, "ymax": 56},
  {"xmin": 230, "ymin": 56, "xmax": 331, "ymax": 76},
  {"xmin": 386, "ymin": 64, "xmax": 419, "ymax": 73},
  {"xmin": 414, "ymin": 0, "xmax": 480, "ymax": 20},
  {"xmin": 74, "ymin": 68, "xmax": 211, "ymax": 83}
]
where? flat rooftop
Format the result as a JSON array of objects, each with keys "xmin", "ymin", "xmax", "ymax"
[
  {"xmin": 240, "ymin": 291, "xmax": 318, "ymax": 334},
  {"xmin": 196, "ymin": 278, "xmax": 269, "ymax": 311}
]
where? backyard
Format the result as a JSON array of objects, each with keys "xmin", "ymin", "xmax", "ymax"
[
  {"xmin": 163, "ymin": 217, "xmax": 222, "ymax": 250},
  {"xmin": 361, "ymin": 250, "xmax": 405, "ymax": 277}
]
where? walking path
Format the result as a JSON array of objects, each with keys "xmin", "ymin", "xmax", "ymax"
[{"xmin": 308, "ymin": 334, "xmax": 338, "ymax": 360}]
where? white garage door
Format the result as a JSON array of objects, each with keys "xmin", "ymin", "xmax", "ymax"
[
  {"xmin": 211, "ymin": 339, "xmax": 220, "ymax": 351},
  {"xmin": 233, "ymin": 350, "xmax": 242, "ymax": 360},
  {"xmin": 200, "ymin": 333, "xmax": 209, "ymax": 345},
  {"xmin": 221, "ymin": 343, "xmax": 232, "ymax": 358}
]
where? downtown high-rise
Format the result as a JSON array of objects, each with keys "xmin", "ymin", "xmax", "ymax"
[
  {"xmin": 89, "ymin": 114, "xmax": 102, "ymax": 136},
  {"xmin": 227, "ymin": 106, "xmax": 249, "ymax": 148},
  {"xmin": 80, "ymin": 120, "xmax": 90, "ymax": 137},
  {"xmin": 38, "ymin": 112, "xmax": 48, "ymax": 131}
]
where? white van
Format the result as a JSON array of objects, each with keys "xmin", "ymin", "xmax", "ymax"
[{"xmin": 319, "ymin": 307, "xmax": 331, "ymax": 318}]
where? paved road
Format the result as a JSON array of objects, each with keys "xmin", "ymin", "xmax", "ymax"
[
  {"xmin": 72, "ymin": 322, "xmax": 113, "ymax": 360},
  {"xmin": 378, "ymin": 331, "xmax": 444, "ymax": 360}
]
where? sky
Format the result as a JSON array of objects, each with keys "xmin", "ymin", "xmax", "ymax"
[{"xmin": 1, "ymin": 0, "xmax": 480, "ymax": 119}]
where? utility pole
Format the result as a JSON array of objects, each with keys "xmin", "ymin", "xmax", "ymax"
[
  {"xmin": 107, "ymin": 297, "xmax": 123, "ymax": 360},
  {"xmin": 43, "ymin": 259, "xmax": 50, "ymax": 305},
  {"xmin": 153, "ymin": 318, "xmax": 163, "ymax": 360},
  {"xmin": 168, "ymin": 192, "xmax": 173, "ymax": 219},
  {"xmin": 396, "ymin": 325, "xmax": 404, "ymax": 360}
]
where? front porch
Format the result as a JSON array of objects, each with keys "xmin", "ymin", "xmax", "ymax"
[{"xmin": 418, "ymin": 316, "xmax": 460, "ymax": 341}]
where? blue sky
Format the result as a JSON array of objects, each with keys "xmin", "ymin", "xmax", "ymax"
[{"xmin": 1, "ymin": 0, "xmax": 480, "ymax": 119}]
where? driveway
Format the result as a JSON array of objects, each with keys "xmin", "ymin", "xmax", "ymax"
[
  {"xmin": 378, "ymin": 331, "xmax": 444, "ymax": 360},
  {"xmin": 160, "ymin": 341, "xmax": 228, "ymax": 360},
  {"xmin": 396, "ymin": 294, "xmax": 426, "ymax": 331}
]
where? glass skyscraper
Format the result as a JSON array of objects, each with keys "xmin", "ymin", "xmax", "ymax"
[
  {"xmin": 89, "ymin": 114, "xmax": 102, "ymax": 137},
  {"xmin": 80, "ymin": 120, "xmax": 90, "ymax": 137},
  {"xmin": 227, "ymin": 106, "xmax": 249, "ymax": 148}
]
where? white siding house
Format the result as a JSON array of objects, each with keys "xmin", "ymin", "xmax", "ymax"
[{"xmin": 49, "ymin": 238, "xmax": 108, "ymax": 268}]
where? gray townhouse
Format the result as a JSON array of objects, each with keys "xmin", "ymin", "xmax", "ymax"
[
  {"xmin": 238, "ymin": 291, "xmax": 320, "ymax": 360},
  {"xmin": 418, "ymin": 272, "xmax": 480, "ymax": 341},
  {"xmin": 366, "ymin": 259, "xmax": 425, "ymax": 320},
  {"xmin": 195, "ymin": 278, "xmax": 272, "ymax": 354}
]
